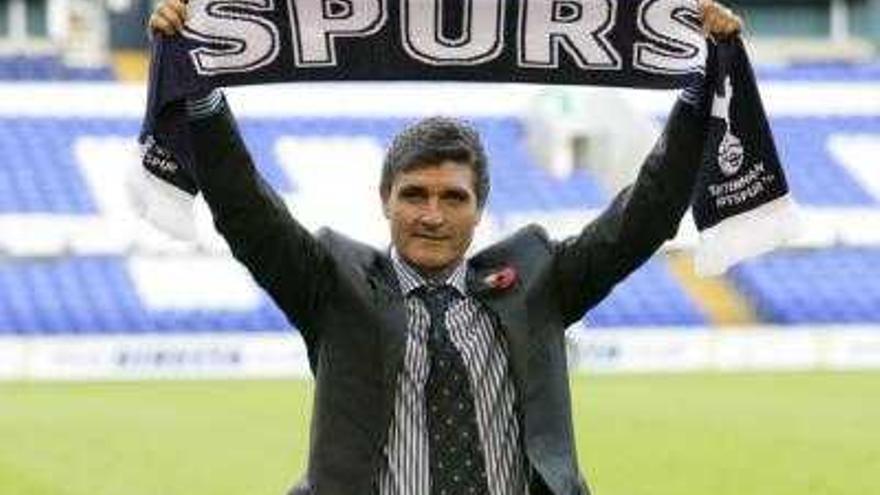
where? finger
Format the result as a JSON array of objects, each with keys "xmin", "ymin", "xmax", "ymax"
[
  {"xmin": 729, "ymin": 14, "xmax": 744, "ymax": 34},
  {"xmin": 699, "ymin": 0, "xmax": 715, "ymax": 36},
  {"xmin": 148, "ymin": 14, "xmax": 172, "ymax": 37},
  {"xmin": 718, "ymin": 11, "xmax": 738, "ymax": 30},
  {"xmin": 702, "ymin": 3, "xmax": 742, "ymax": 38},
  {"xmin": 715, "ymin": 14, "xmax": 742, "ymax": 37},
  {"xmin": 168, "ymin": 0, "xmax": 189, "ymax": 22},
  {"xmin": 714, "ymin": 5, "xmax": 742, "ymax": 35},
  {"xmin": 163, "ymin": 4, "xmax": 186, "ymax": 32},
  {"xmin": 150, "ymin": 10, "xmax": 181, "ymax": 37},
  {"xmin": 156, "ymin": 6, "xmax": 185, "ymax": 34}
]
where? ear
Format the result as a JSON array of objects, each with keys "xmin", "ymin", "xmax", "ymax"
[{"xmin": 380, "ymin": 191, "xmax": 391, "ymax": 219}]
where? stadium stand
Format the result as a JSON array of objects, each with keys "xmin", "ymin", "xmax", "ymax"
[
  {"xmin": 1, "ymin": 62, "xmax": 880, "ymax": 333},
  {"xmin": 0, "ymin": 55, "xmax": 114, "ymax": 81},
  {"xmin": 757, "ymin": 62, "xmax": 880, "ymax": 82},
  {"xmin": 772, "ymin": 117, "xmax": 879, "ymax": 206},
  {"xmin": 587, "ymin": 259, "xmax": 707, "ymax": 327},
  {"xmin": 730, "ymin": 248, "xmax": 880, "ymax": 324},
  {"xmin": 0, "ymin": 114, "xmax": 700, "ymax": 333},
  {"xmin": 0, "ymin": 256, "xmax": 289, "ymax": 335}
]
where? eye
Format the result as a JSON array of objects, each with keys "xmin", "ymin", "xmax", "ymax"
[
  {"xmin": 442, "ymin": 190, "xmax": 471, "ymax": 205},
  {"xmin": 398, "ymin": 186, "xmax": 427, "ymax": 202}
]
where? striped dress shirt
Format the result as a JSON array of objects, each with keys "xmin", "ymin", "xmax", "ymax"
[{"xmin": 377, "ymin": 251, "xmax": 525, "ymax": 495}]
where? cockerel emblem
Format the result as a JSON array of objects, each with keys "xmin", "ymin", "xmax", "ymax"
[{"xmin": 712, "ymin": 76, "xmax": 745, "ymax": 177}]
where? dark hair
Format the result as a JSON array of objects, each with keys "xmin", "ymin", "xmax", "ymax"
[{"xmin": 381, "ymin": 116, "xmax": 490, "ymax": 208}]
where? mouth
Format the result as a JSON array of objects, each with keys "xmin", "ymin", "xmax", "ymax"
[{"xmin": 413, "ymin": 234, "xmax": 450, "ymax": 242}]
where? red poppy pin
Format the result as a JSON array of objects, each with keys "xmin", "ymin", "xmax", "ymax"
[{"xmin": 482, "ymin": 266, "xmax": 518, "ymax": 292}]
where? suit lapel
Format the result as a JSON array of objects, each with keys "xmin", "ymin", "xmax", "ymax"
[
  {"xmin": 368, "ymin": 257, "xmax": 409, "ymax": 401},
  {"xmin": 468, "ymin": 267, "xmax": 530, "ymax": 406}
]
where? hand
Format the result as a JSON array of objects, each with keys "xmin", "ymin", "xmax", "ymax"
[
  {"xmin": 148, "ymin": 0, "xmax": 188, "ymax": 37},
  {"xmin": 700, "ymin": 0, "xmax": 743, "ymax": 39}
]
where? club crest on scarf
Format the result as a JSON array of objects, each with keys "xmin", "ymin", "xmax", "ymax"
[{"xmin": 712, "ymin": 76, "xmax": 745, "ymax": 177}]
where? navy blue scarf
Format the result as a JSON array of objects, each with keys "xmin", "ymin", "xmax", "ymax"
[
  {"xmin": 137, "ymin": 0, "xmax": 796, "ymax": 274},
  {"xmin": 692, "ymin": 38, "xmax": 798, "ymax": 274}
]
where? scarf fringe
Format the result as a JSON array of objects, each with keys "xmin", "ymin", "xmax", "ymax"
[
  {"xmin": 695, "ymin": 194, "xmax": 801, "ymax": 277},
  {"xmin": 126, "ymin": 162, "xmax": 198, "ymax": 241}
]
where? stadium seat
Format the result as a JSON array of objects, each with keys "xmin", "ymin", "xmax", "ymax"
[
  {"xmin": 772, "ymin": 117, "xmax": 879, "ymax": 206},
  {"xmin": 730, "ymin": 248, "xmax": 880, "ymax": 324},
  {"xmin": 757, "ymin": 62, "xmax": 880, "ymax": 82},
  {"xmin": 587, "ymin": 258, "xmax": 707, "ymax": 328},
  {"xmin": 1, "ymin": 80, "xmax": 879, "ymax": 334},
  {"xmin": 0, "ymin": 55, "xmax": 114, "ymax": 81}
]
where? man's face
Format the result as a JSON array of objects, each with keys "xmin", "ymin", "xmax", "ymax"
[{"xmin": 383, "ymin": 161, "xmax": 482, "ymax": 277}]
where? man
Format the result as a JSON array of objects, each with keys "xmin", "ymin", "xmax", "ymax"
[{"xmin": 150, "ymin": 2, "xmax": 742, "ymax": 494}]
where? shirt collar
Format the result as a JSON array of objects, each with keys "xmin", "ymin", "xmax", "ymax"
[{"xmin": 390, "ymin": 248, "xmax": 468, "ymax": 297}]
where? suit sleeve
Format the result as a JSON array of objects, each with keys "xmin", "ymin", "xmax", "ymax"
[
  {"xmin": 187, "ymin": 99, "xmax": 335, "ymax": 343},
  {"xmin": 551, "ymin": 100, "xmax": 708, "ymax": 327}
]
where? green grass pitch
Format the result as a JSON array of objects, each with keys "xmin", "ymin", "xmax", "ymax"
[{"xmin": 1, "ymin": 372, "xmax": 878, "ymax": 495}]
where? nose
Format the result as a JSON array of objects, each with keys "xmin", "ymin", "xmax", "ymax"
[{"xmin": 419, "ymin": 200, "xmax": 445, "ymax": 227}]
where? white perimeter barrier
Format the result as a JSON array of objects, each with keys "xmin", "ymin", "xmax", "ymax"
[
  {"xmin": 0, "ymin": 333, "xmax": 311, "ymax": 381},
  {"xmin": 569, "ymin": 327, "xmax": 880, "ymax": 373},
  {"xmin": 2, "ymin": 327, "xmax": 880, "ymax": 381}
]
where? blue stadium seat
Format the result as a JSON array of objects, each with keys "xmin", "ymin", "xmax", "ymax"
[
  {"xmin": 237, "ymin": 116, "xmax": 609, "ymax": 211},
  {"xmin": 586, "ymin": 258, "xmax": 706, "ymax": 328},
  {"xmin": 0, "ymin": 55, "xmax": 114, "ymax": 81},
  {"xmin": 757, "ymin": 63, "xmax": 880, "ymax": 82},
  {"xmin": 730, "ymin": 248, "xmax": 880, "ymax": 324},
  {"xmin": 3, "ymin": 113, "xmax": 874, "ymax": 215},
  {"xmin": 771, "ymin": 117, "xmax": 879, "ymax": 206},
  {"xmin": 0, "ymin": 257, "xmax": 291, "ymax": 335},
  {"xmin": 0, "ymin": 106, "xmax": 877, "ymax": 334}
]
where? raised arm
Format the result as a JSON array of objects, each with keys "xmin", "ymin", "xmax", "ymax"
[
  {"xmin": 551, "ymin": 0, "xmax": 742, "ymax": 326},
  {"xmin": 187, "ymin": 97, "xmax": 336, "ymax": 339},
  {"xmin": 149, "ymin": 1, "xmax": 335, "ymax": 343},
  {"xmin": 552, "ymin": 99, "xmax": 708, "ymax": 326}
]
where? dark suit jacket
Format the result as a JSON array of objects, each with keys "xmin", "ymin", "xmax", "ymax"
[{"xmin": 188, "ymin": 100, "xmax": 708, "ymax": 495}]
